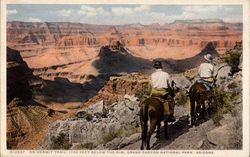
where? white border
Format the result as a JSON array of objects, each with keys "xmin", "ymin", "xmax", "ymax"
[{"xmin": 1, "ymin": 0, "xmax": 249, "ymax": 157}]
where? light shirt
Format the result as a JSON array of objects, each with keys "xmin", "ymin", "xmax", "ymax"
[
  {"xmin": 198, "ymin": 62, "xmax": 214, "ymax": 78},
  {"xmin": 150, "ymin": 69, "xmax": 170, "ymax": 89}
]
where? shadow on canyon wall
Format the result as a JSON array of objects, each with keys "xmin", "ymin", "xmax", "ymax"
[{"xmin": 40, "ymin": 42, "xmax": 218, "ymax": 104}]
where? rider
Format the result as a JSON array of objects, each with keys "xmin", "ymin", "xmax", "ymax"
[
  {"xmin": 198, "ymin": 54, "xmax": 215, "ymax": 90},
  {"xmin": 150, "ymin": 60, "xmax": 176, "ymax": 122}
]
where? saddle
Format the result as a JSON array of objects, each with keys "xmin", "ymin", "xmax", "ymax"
[
  {"xmin": 196, "ymin": 79, "xmax": 214, "ymax": 91},
  {"xmin": 150, "ymin": 94, "xmax": 174, "ymax": 115}
]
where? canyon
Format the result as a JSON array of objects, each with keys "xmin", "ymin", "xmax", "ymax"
[
  {"xmin": 6, "ymin": 19, "xmax": 243, "ymax": 149},
  {"xmin": 7, "ymin": 19, "xmax": 242, "ymax": 82}
]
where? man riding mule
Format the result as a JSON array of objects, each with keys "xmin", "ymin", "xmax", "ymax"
[
  {"xmin": 189, "ymin": 54, "xmax": 216, "ymax": 126},
  {"xmin": 140, "ymin": 61, "xmax": 177, "ymax": 150},
  {"xmin": 150, "ymin": 60, "xmax": 176, "ymax": 122},
  {"xmin": 198, "ymin": 54, "xmax": 215, "ymax": 91}
]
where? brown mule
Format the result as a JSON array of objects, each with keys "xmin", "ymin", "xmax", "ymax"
[
  {"xmin": 189, "ymin": 82, "xmax": 215, "ymax": 127},
  {"xmin": 139, "ymin": 97, "xmax": 169, "ymax": 150}
]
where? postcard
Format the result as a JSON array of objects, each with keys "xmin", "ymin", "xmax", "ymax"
[{"xmin": 1, "ymin": 0, "xmax": 249, "ymax": 156}]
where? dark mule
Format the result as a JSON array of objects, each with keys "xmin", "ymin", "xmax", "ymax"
[
  {"xmin": 139, "ymin": 97, "xmax": 169, "ymax": 150},
  {"xmin": 139, "ymin": 81, "xmax": 178, "ymax": 150},
  {"xmin": 189, "ymin": 82, "xmax": 215, "ymax": 126}
]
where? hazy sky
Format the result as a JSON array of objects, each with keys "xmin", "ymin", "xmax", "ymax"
[{"xmin": 7, "ymin": 4, "xmax": 242, "ymax": 25}]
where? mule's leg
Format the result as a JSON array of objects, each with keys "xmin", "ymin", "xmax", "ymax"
[
  {"xmin": 146, "ymin": 120, "xmax": 157, "ymax": 150},
  {"xmin": 190, "ymin": 98, "xmax": 196, "ymax": 127},
  {"xmin": 156, "ymin": 121, "xmax": 161, "ymax": 138},
  {"xmin": 202, "ymin": 100, "xmax": 209, "ymax": 120},
  {"xmin": 140, "ymin": 108, "xmax": 147, "ymax": 150},
  {"xmin": 164, "ymin": 116, "xmax": 169, "ymax": 140},
  {"xmin": 140, "ymin": 123, "xmax": 145, "ymax": 150}
]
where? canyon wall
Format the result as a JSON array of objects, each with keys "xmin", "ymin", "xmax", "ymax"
[
  {"xmin": 7, "ymin": 20, "xmax": 242, "ymax": 81},
  {"xmin": 7, "ymin": 20, "xmax": 242, "ymax": 59}
]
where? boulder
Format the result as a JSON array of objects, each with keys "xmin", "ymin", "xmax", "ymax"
[
  {"xmin": 172, "ymin": 75, "xmax": 191, "ymax": 89},
  {"xmin": 215, "ymin": 63, "xmax": 231, "ymax": 79},
  {"xmin": 75, "ymin": 100, "xmax": 108, "ymax": 119},
  {"xmin": 206, "ymin": 123, "xmax": 233, "ymax": 147},
  {"xmin": 118, "ymin": 133, "xmax": 141, "ymax": 149},
  {"xmin": 41, "ymin": 95, "xmax": 141, "ymax": 149}
]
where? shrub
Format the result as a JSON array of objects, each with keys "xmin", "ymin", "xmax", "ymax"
[
  {"xmin": 51, "ymin": 133, "xmax": 71, "ymax": 149},
  {"xmin": 102, "ymin": 129, "xmax": 123, "ymax": 143},
  {"xmin": 31, "ymin": 88, "xmax": 42, "ymax": 95},
  {"xmin": 80, "ymin": 142, "xmax": 95, "ymax": 150},
  {"xmin": 211, "ymin": 86, "xmax": 239, "ymax": 125},
  {"xmin": 227, "ymin": 82, "xmax": 238, "ymax": 90},
  {"xmin": 175, "ymin": 91, "xmax": 188, "ymax": 106},
  {"xmin": 224, "ymin": 42, "xmax": 242, "ymax": 75},
  {"xmin": 102, "ymin": 127, "xmax": 140, "ymax": 144},
  {"xmin": 135, "ymin": 84, "xmax": 151, "ymax": 100}
]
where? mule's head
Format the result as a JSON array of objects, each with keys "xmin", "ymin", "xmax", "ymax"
[{"xmin": 167, "ymin": 80, "xmax": 180, "ymax": 98}]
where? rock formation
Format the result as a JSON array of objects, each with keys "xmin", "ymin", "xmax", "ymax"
[
  {"xmin": 41, "ymin": 95, "xmax": 141, "ymax": 150},
  {"xmin": 7, "ymin": 20, "xmax": 241, "ymax": 67},
  {"xmin": 6, "ymin": 47, "xmax": 66, "ymax": 149},
  {"xmin": 7, "ymin": 47, "xmax": 32, "ymax": 104}
]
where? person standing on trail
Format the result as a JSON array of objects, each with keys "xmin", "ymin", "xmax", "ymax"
[
  {"xmin": 150, "ymin": 60, "xmax": 176, "ymax": 122},
  {"xmin": 198, "ymin": 54, "xmax": 215, "ymax": 90}
]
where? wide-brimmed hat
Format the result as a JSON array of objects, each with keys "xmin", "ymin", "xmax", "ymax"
[
  {"xmin": 153, "ymin": 61, "xmax": 162, "ymax": 69},
  {"xmin": 204, "ymin": 54, "xmax": 213, "ymax": 62}
]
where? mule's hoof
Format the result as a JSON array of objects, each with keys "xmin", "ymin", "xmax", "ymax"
[{"xmin": 165, "ymin": 136, "xmax": 170, "ymax": 140}]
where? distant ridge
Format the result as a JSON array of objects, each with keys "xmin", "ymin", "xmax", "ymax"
[{"xmin": 171, "ymin": 19, "xmax": 224, "ymax": 24}]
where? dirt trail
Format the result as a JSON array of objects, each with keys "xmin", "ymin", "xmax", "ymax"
[{"xmin": 122, "ymin": 105, "xmax": 217, "ymax": 150}]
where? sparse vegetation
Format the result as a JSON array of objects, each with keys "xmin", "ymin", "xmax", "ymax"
[
  {"xmin": 75, "ymin": 111, "xmax": 93, "ymax": 121},
  {"xmin": 223, "ymin": 42, "xmax": 242, "ymax": 75},
  {"xmin": 31, "ymin": 88, "xmax": 43, "ymax": 95},
  {"xmin": 80, "ymin": 142, "xmax": 95, "ymax": 150},
  {"xmin": 102, "ymin": 127, "xmax": 140, "ymax": 144},
  {"xmin": 102, "ymin": 129, "xmax": 123, "ymax": 143},
  {"xmin": 51, "ymin": 133, "xmax": 71, "ymax": 149},
  {"xmin": 227, "ymin": 82, "xmax": 238, "ymax": 90},
  {"xmin": 175, "ymin": 91, "xmax": 188, "ymax": 106},
  {"xmin": 135, "ymin": 84, "xmax": 151, "ymax": 100},
  {"xmin": 211, "ymin": 83, "xmax": 240, "ymax": 126}
]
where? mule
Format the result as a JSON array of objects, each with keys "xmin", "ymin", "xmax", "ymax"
[
  {"xmin": 139, "ymin": 81, "xmax": 178, "ymax": 150},
  {"xmin": 139, "ymin": 97, "xmax": 169, "ymax": 150},
  {"xmin": 189, "ymin": 82, "xmax": 215, "ymax": 126}
]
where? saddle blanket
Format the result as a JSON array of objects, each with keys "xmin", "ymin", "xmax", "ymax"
[{"xmin": 197, "ymin": 79, "xmax": 213, "ymax": 91}]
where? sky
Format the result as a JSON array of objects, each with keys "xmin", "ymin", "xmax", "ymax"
[{"xmin": 7, "ymin": 4, "xmax": 242, "ymax": 25}]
